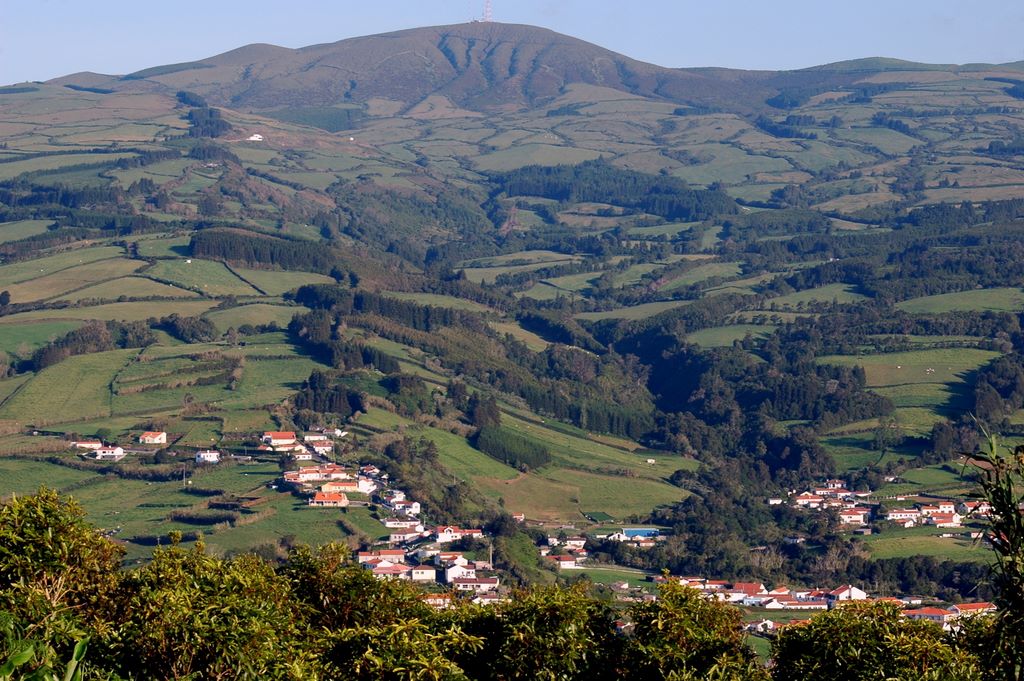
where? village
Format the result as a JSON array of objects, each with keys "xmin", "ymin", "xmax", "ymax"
[
  {"xmin": 63, "ymin": 429, "xmax": 997, "ymax": 633},
  {"xmin": 775, "ymin": 477, "xmax": 991, "ymax": 535}
]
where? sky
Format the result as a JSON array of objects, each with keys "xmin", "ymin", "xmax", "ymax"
[{"xmin": 2, "ymin": 0, "xmax": 1023, "ymax": 85}]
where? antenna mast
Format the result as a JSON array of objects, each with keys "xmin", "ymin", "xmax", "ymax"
[{"xmin": 483, "ymin": 0, "xmax": 493, "ymax": 22}]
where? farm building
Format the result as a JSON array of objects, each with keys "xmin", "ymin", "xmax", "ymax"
[{"xmin": 138, "ymin": 431, "xmax": 167, "ymax": 445}]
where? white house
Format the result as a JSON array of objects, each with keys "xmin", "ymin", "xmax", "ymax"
[
  {"xmin": 262, "ymin": 431, "xmax": 297, "ymax": 447},
  {"xmin": 434, "ymin": 526, "xmax": 484, "ymax": 543},
  {"xmin": 452, "ymin": 577, "xmax": 499, "ymax": 593},
  {"xmin": 246, "ymin": 133, "xmax": 264, "ymax": 142},
  {"xmin": 95, "ymin": 446, "xmax": 125, "ymax": 461},
  {"xmin": 195, "ymin": 450, "xmax": 221, "ymax": 464},
  {"xmin": 138, "ymin": 431, "xmax": 167, "ymax": 445},
  {"xmin": 444, "ymin": 563, "xmax": 477, "ymax": 582},
  {"xmin": 410, "ymin": 566, "xmax": 437, "ymax": 582},
  {"xmin": 827, "ymin": 585, "xmax": 868, "ymax": 601},
  {"xmin": 71, "ymin": 440, "xmax": 103, "ymax": 450}
]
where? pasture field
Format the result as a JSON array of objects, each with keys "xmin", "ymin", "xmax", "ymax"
[
  {"xmin": 218, "ymin": 357, "xmax": 322, "ymax": 410},
  {"xmin": 627, "ymin": 222, "xmax": 697, "ymax": 238},
  {"xmin": 568, "ymin": 566, "xmax": 656, "ymax": 589},
  {"xmin": 861, "ymin": 524, "xmax": 986, "ymax": 562},
  {"xmin": 0, "ymin": 375, "xmax": 31, "ymax": 406},
  {"xmin": 357, "ymin": 408, "xmax": 518, "ymax": 482},
  {"xmin": 895, "ymin": 288, "xmax": 1024, "ymax": 314},
  {"xmin": 3, "ymin": 258, "xmax": 144, "ymax": 303},
  {"xmin": 541, "ymin": 468, "xmax": 686, "ymax": 518},
  {"xmin": 381, "ymin": 292, "xmax": 495, "ymax": 313},
  {"xmin": 0, "ymin": 349, "xmax": 139, "ymax": 424},
  {"xmin": 660, "ymin": 262, "xmax": 743, "ymax": 291},
  {"xmin": 0, "ymin": 300, "xmax": 218, "ymax": 324},
  {"xmin": 0, "ymin": 320, "xmax": 82, "ymax": 358},
  {"xmin": 461, "ymin": 251, "xmax": 576, "ymax": 268},
  {"xmin": 134, "ymin": 235, "xmax": 191, "ymax": 258},
  {"xmin": 473, "ymin": 143, "xmax": 602, "ymax": 171},
  {"xmin": 501, "ymin": 412, "xmax": 691, "ymax": 482},
  {"xmin": 56, "ymin": 276, "xmax": 199, "ymax": 302},
  {"xmin": 0, "ymin": 152, "xmax": 137, "ymax": 180},
  {"xmin": 230, "ymin": 268, "xmax": 336, "ymax": 295},
  {"xmin": 204, "ymin": 304, "xmax": 299, "ymax": 332},
  {"xmin": 0, "ymin": 458, "xmax": 98, "ymax": 496},
  {"xmin": 460, "ymin": 260, "xmax": 575, "ymax": 284},
  {"xmin": 687, "ymin": 324, "xmax": 777, "ymax": 347},
  {"xmin": 575, "ymin": 299, "xmax": 694, "ymax": 321},
  {"xmin": 819, "ymin": 348, "xmax": 999, "ymax": 433},
  {"xmin": 145, "ymin": 259, "xmax": 259, "ymax": 297},
  {"xmin": 489, "ymin": 321, "xmax": 550, "ymax": 351},
  {"xmin": 0, "ymin": 219, "xmax": 53, "ymax": 243},
  {"xmin": 819, "ymin": 348, "xmax": 1000, "ymax": 389},
  {"xmin": 0, "ymin": 246, "xmax": 124, "ymax": 288},
  {"xmin": 820, "ymin": 434, "xmax": 900, "ymax": 471},
  {"xmin": 767, "ymin": 283, "xmax": 868, "ymax": 307}
]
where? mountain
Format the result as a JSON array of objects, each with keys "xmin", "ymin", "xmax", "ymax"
[{"xmin": 47, "ymin": 23, "xmax": 854, "ymax": 113}]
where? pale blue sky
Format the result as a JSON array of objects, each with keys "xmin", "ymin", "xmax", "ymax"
[{"xmin": 2, "ymin": 0, "xmax": 1022, "ymax": 85}]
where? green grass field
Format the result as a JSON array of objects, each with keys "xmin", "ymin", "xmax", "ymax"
[
  {"xmin": 0, "ymin": 246, "xmax": 125, "ymax": 288},
  {"xmin": 661, "ymin": 262, "xmax": 743, "ymax": 291},
  {"xmin": 896, "ymin": 288, "xmax": 1024, "ymax": 314},
  {"xmin": 861, "ymin": 524, "xmax": 987, "ymax": 562},
  {"xmin": 134, "ymin": 235, "xmax": 192, "ymax": 258},
  {"xmin": 0, "ymin": 459, "xmax": 99, "ymax": 497},
  {"xmin": 145, "ymin": 259, "xmax": 259, "ymax": 297},
  {"xmin": 204, "ymin": 304, "xmax": 299, "ymax": 332},
  {"xmin": 0, "ymin": 219, "xmax": 54, "ymax": 244},
  {"xmin": 767, "ymin": 284, "xmax": 868, "ymax": 308},
  {"xmin": 0, "ymin": 320, "xmax": 83, "ymax": 358},
  {"xmin": 687, "ymin": 324, "xmax": 777, "ymax": 347},
  {"xmin": 4, "ymin": 259, "xmax": 144, "ymax": 303},
  {"xmin": 382, "ymin": 292, "xmax": 495, "ymax": 313},
  {"xmin": 0, "ymin": 300, "xmax": 219, "ymax": 324},
  {"xmin": 575, "ymin": 299, "xmax": 694, "ymax": 321},
  {"xmin": 489, "ymin": 321, "xmax": 550, "ymax": 351},
  {"xmin": 56, "ymin": 276, "xmax": 199, "ymax": 302},
  {"xmin": 819, "ymin": 347, "xmax": 1000, "ymax": 434},
  {"xmin": 230, "ymin": 268, "xmax": 336, "ymax": 295},
  {"xmin": 0, "ymin": 349, "xmax": 139, "ymax": 424}
]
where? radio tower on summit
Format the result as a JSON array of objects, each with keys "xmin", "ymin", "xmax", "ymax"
[{"xmin": 483, "ymin": 0, "xmax": 493, "ymax": 22}]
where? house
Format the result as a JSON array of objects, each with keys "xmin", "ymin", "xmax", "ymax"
[
  {"xmin": 139, "ymin": 431, "xmax": 167, "ymax": 445},
  {"xmin": 422, "ymin": 594, "xmax": 453, "ymax": 610},
  {"xmin": 310, "ymin": 443, "xmax": 333, "ymax": 456},
  {"xmin": 511, "ymin": 512, "xmax": 526, "ymax": 522},
  {"xmin": 309, "ymin": 492, "xmax": 349, "ymax": 508},
  {"xmin": 435, "ymin": 552, "xmax": 468, "ymax": 566},
  {"xmin": 959, "ymin": 501, "xmax": 992, "ymax": 517},
  {"xmin": 410, "ymin": 566, "xmax": 437, "ymax": 582},
  {"xmin": 434, "ymin": 526, "xmax": 484, "ymax": 543},
  {"xmin": 827, "ymin": 585, "xmax": 867, "ymax": 602},
  {"xmin": 885, "ymin": 509, "xmax": 921, "ymax": 522},
  {"xmin": 262, "ymin": 431, "xmax": 297, "ymax": 447},
  {"xmin": 825, "ymin": 479, "xmax": 846, "ymax": 489},
  {"xmin": 473, "ymin": 592, "xmax": 506, "ymax": 606},
  {"xmin": 391, "ymin": 500, "xmax": 421, "ymax": 516},
  {"xmin": 839, "ymin": 508, "xmax": 871, "ymax": 526},
  {"xmin": 382, "ymin": 517, "xmax": 422, "ymax": 530},
  {"xmin": 950, "ymin": 602, "xmax": 995, "ymax": 618},
  {"xmin": 95, "ymin": 446, "xmax": 126, "ymax": 461},
  {"xmin": 71, "ymin": 440, "xmax": 103, "ymax": 450},
  {"xmin": 452, "ymin": 577, "xmax": 499, "ymax": 593},
  {"xmin": 303, "ymin": 433, "xmax": 329, "ymax": 443},
  {"xmin": 794, "ymin": 493, "xmax": 823, "ymax": 508},
  {"xmin": 927, "ymin": 513, "xmax": 962, "ymax": 528},
  {"xmin": 246, "ymin": 133, "xmax": 264, "ymax": 142},
  {"xmin": 562, "ymin": 536, "xmax": 587, "ymax": 550},
  {"xmin": 321, "ymin": 480, "xmax": 358, "ymax": 494},
  {"xmin": 369, "ymin": 562, "xmax": 412, "ymax": 580},
  {"xmin": 895, "ymin": 518, "xmax": 917, "ymax": 529},
  {"xmin": 764, "ymin": 598, "xmax": 828, "ymax": 611},
  {"xmin": 195, "ymin": 450, "xmax": 220, "ymax": 464},
  {"xmin": 767, "ymin": 498, "xmax": 785, "ymax": 505},
  {"xmin": 356, "ymin": 476, "xmax": 379, "ymax": 494},
  {"xmin": 444, "ymin": 563, "xmax": 477, "ymax": 582},
  {"xmin": 548, "ymin": 555, "xmax": 578, "ymax": 569},
  {"xmin": 904, "ymin": 607, "xmax": 955, "ymax": 628},
  {"xmin": 732, "ymin": 582, "xmax": 768, "ymax": 596},
  {"xmin": 293, "ymin": 451, "xmax": 313, "ymax": 461},
  {"xmin": 935, "ymin": 501, "xmax": 957, "ymax": 514},
  {"xmin": 357, "ymin": 550, "xmax": 406, "ymax": 564},
  {"xmin": 388, "ymin": 530, "xmax": 426, "ymax": 545}
]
